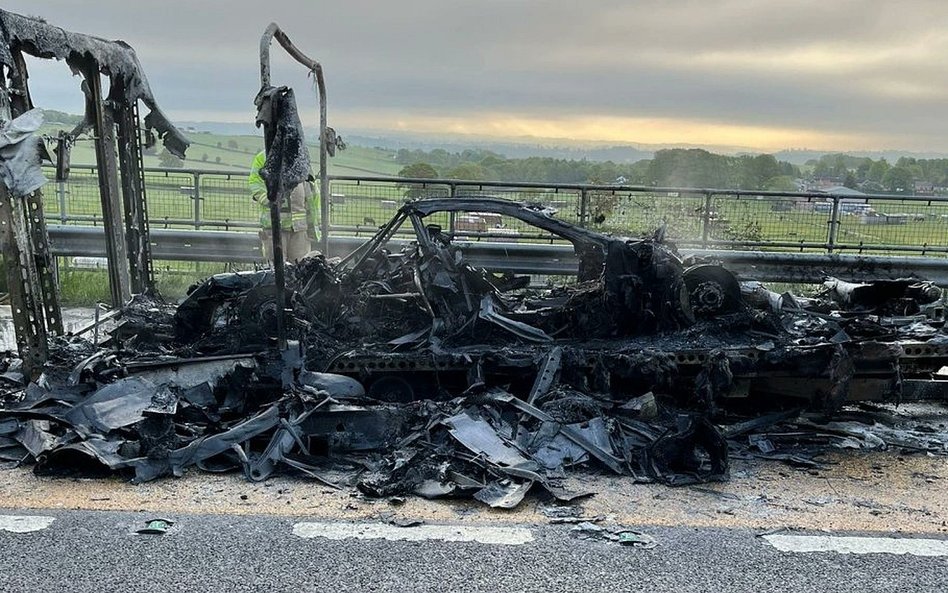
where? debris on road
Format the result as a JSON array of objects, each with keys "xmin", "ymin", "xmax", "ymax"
[
  {"xmin": 570, "ymin": 521, "xmax": 658, "ymax": 548},
  {"xmin": 136, "ymin": 518, "xmax": 174, "ymax": 535}
]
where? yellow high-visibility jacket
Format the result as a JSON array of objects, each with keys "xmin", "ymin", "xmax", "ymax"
[{"xmin": 248, "ymin": 150, "xmax": 319, "ymax": 232}]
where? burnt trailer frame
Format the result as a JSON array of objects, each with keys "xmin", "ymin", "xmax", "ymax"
[{"xmin": 0, "ymin": 9, "xmax": 189, "ymax": 375}]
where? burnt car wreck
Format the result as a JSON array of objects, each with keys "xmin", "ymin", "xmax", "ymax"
[
  {"xmin": 1, "ymin": 10, "xmax": 948, "ymax": 509},
  {"xmin": 3, "ymin": 197, "xmax": 948, "ymax": 507}
]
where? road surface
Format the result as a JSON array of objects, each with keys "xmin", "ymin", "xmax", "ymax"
[{"xmin": 1, "ymin": 508, "xmax": 947, "ymax": 593}]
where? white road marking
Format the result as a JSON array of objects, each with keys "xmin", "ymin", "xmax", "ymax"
[
  {"xmin": 764, "ymin": 534, "xmax": 948, "ymax": 557},
  {"xmin": 0, "ymin": 515, "xmax": 56, "ymax": 533},
  {"xmin": 293, "ymin": 521, "xmax": 534, "ymax": 545}
]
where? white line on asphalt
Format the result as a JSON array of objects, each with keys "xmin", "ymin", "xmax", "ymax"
[
  {"xmin": 292, "ymin": 521, "xmax": 534, "ymax": 545},
  {"xmin": 764, "ymin": 534, "xmax": 948, "ymax": 556},
  {"xmin": 0, "ymin": 515, "xmax": 56, "ymax": 533}
]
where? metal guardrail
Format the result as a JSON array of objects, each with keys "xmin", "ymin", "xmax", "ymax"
[
  {"xmin": 38, "ymin": 164, "xmax": 948, "ymax": 284},
  {"xmin": 46, "ymin": 226, "xmax": 948, "ymax": 285},
  {"xmin": 43, "ymin": 164, "xmax": 948, "ymax": 258}
]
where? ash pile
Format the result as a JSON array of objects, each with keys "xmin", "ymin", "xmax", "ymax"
[{"xmin": 3, "ymin": 199, "xmax": 948, "ymax": 508}]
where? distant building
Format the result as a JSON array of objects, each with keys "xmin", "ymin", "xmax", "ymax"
[
  {"xmin": 914, "ymin": 180, "xmax": 935, "ymax": 196},
  {"xmin": 804, "ymin": 176, "xmax": 846, "ymax": 191},
  {"xmin": 812, "ymin": 186, "xmax": 871, "ymax": 215}
]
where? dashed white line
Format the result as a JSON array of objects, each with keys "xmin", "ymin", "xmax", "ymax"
[
  {"xmin": 0, "ymin": 515, "xmax": 55, "ymax": 533},
  {"xmin": 764, "ymin": 534, "xmax": 948, "ymax": 557},
  {"xmin": 292, "ymin": 521, "xmax": 534, "ymax": 545}
]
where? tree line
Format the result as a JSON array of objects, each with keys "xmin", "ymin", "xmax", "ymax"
[
  {"xmin": 807, "ymin": 153, "xmax": 948, "ymax": 193},
  {"xmin": 396, "ymin": 147, "xmax": 801, "ymax": 191}
]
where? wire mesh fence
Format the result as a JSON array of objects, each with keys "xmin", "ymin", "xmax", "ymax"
[
  {"xmin": 834, "ymin": 197, "xmax": 948, "ymax": 255},
  {"xmin": 327, "ymin": 178, "xmax": 451, "ymax": 236},
  {"xmin": 707, "ymin": 193, "xmax": 833, "ymax": 251},
  {"xmin": 587, "ymin": 189, "xmax": 707, "ymax": 244},
  {"xmin": 198, "ymin": 171, "xmax": 258, "ymax": 229},
  {"xmin": 37, "ymin": 165, "xmax": 948, "ymax": 258}
]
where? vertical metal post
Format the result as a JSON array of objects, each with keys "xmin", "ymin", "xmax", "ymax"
[
  {"xmin": 828, "ymin": 196, "xmax": 841, "ymax": 254},
  {"xmin": 701, "ymin": 191, "xmax": 713, "ymax": 248},
  {"xmin": 115, "ymin": 96, "xmax": 154, "ymax": 294},
  {"xmin": 315, "ymin": 66, "xmax": 329, "ymax": 256},
  {"xmin": 269, "ymin": 195, "xmax": 287, "ymax": 350},
  {"xmin": 2, "ymin": 50, "xmax": 63, "ymax": 372},
  {"xmin": 259, "ymin": 99, "xmax": 288, "ymax": 351},
  {"xmin": 193, "ymin": 172, "xmax": 202, "ymax": 229},
  {"xmin": 57, "ymin": 180, "xmax": 67, "ymax": 224},
  {"xmin": 448, "ymin": 183, "xmax": 457, "ymax": 234},
  {"xmin": 0, "ymin": 183, "xmax": 48, "ymax": 378},
  {"xmin": 579, "ymin": 188, "xmax": 588, "ymax": 228},
  {"xmin": 85, "ymin": 65, "xmax": 131, "ymax": 306},
  {"xmin": 25, "ymin": 188, "xmax": 63, "ymax": 336}
]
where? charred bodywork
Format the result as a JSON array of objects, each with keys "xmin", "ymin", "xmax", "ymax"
[
  {"xmin": 176, "ymin": 197, "xmax": 735, "ymax": 351},
  {"xmin": 3, "ymin": 196, "xmax": 947, "ymax": 504}
]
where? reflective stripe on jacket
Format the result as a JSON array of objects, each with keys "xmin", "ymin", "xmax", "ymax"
[{"xmin": 248, "ymin": 150, "xmax": 319, "ymax": 231}]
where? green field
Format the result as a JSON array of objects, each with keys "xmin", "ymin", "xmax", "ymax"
[{"xmin": 39, "ymin": 125, "xmax": 403, "ymax": 176}]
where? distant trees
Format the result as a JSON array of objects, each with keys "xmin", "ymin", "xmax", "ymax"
[
  {"xmin": 398, "ymin": 162, "xmax": 438, "ymax": 179},
  {"xmin": 867, "ymin": 159, "xmax": 890, "ymax": 183},
  {"xmin": 801, "ymin": 153, "xmax": 948, "ymax": 195},
  {"xmin": 398, "ymin": 162, "xmax": 438, "ymax": 199},
  {"xmin": 883, "ymin": 166, "xmax": 914, "ymax": 192},
  {"xmin": 384, "ymin": 146, "xmax": 948, "ymax": 197},
  {"xmin": 158, "ymin": 149, "xmax": 183, "ymax": 168},
  {"xmin": 445, "ymin": 163, "xmax": 489, "ymax": 181},
  {"xmin": 764, "ymin": 175, "xmax": 798, "ymax": 192},
  {"xmin": 645, "ymin": 149, "xmax": 798, "ymax": 190},
  {"xmin": 42, "ymin": 110, "xmax": 83, "ymax": 126},
  {"xmin": 843, "ymin": 171, "xmax": 857, "ymax": 189}
]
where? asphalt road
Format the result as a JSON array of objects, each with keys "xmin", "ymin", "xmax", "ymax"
[{"xmin": 1, "ymin": 509, "xmax": 945, "ymax": 593}]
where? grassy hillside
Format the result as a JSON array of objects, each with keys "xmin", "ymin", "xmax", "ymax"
[{"xmin": 38, "ymin": 126, "xmax": 403, "ymax": 176}]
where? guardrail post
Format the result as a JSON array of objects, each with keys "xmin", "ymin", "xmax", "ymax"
[
  {"xmin": 192, "ymin": 172, "xmax": 202, "ymax": 230},
  {"xmin": 701, "ymin": 191, "xmax": 713, "ymax": 248},
  {"xmin": 827, "ymin": 196, "xmax": 841, "ymax": 253},
  {"xmin": 448, "ymin": 183, "xmax": 457, "ymax": 234},
  {"xmin": 579, "ymin": 188, "xmax": 588, "ymax": 228}
]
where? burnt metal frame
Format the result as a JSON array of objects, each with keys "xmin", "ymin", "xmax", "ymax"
[
  {"xmin": 340, "ymin": 197, "xmax": 616, "ymax": 279},
  {"xmin": 0, "ymin": 52, "xmax": 63, "ymax": 377},
  {"xmin": 0, "ymin": 26, "xmax": 161, "ymax": 375},
  {"xmin": 258, "ymin": 23, "xmax": 331, "ymax": 348}
]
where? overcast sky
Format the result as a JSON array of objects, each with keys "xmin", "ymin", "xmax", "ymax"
[{"xmin": 6, "ymin": 0, "xmax": 948, "ymax": 151}]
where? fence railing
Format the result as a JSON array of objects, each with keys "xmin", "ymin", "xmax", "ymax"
[{"xmin": 41, "ymin": 164, "xmax": 948, "ymax": 256}]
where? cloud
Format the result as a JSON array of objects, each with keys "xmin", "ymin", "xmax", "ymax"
[{"xmin": 6, "ymin": 0, "xmax": 948, "ymax": 151}]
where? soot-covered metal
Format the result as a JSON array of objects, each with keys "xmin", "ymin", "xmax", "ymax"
[
  {"xmin": 1, "ymin": 10, "xmax": 947, "ymax": 508},
  {"xmin": 2, "ymin": 197, "xmax": 948, "ymax": 508}
]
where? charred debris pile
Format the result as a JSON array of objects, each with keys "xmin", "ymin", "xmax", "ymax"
[{"xmin": 3, "ymin": 203, "xmax": 948, "ymax": 508}]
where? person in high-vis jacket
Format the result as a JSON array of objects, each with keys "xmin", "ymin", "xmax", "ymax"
[{"xmin": 248, "ymin": 150, "xmax": 319, "ymax": 262}]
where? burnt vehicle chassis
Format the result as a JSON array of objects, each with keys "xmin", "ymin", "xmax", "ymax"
[{"xmin": 176, "ymin": 196, "xmax": 948, "ymax": 413}]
